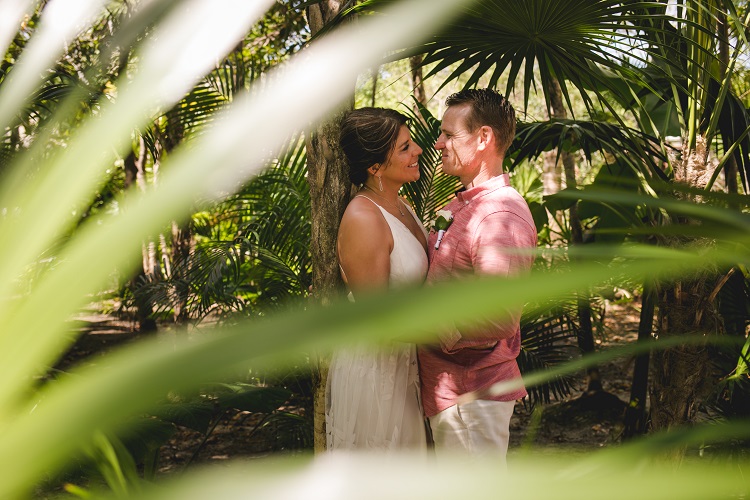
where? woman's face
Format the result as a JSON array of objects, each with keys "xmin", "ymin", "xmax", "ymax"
[{"xmin": 377, "ymin": 124, "xmax": 422, "ymax": 189}]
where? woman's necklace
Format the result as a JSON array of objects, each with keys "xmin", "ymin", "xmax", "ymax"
[{"xmin": 362, "ymin": 185, "xmax": 406, "ymax": 217}]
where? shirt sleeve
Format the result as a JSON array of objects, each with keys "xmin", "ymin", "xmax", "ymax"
[{"xmin": 438, "ymin": 210, "xmax": 536, "ymax": 353}]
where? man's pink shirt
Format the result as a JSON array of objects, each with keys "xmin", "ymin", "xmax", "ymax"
[{"xmin": 418, "ymin": 173, "xmax": 537, "ymax": 418}]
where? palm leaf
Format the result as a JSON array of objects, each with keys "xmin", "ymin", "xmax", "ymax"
[
  {"xmin": 134, "ymin": 136, "xmax": 312, "ymax": 320},
  {"xmin": 633, "ymin": 72, "xmax": 750, "ymax": 193},
  {"xmin": 220, "ymin": 135, "xmax": 312, "ymax": 312},
  {"xmin": 519, "ymin": 304, "xmax": 579, "ymax": 406},
  {"xmin": 511, "ymin": 118, "xmax": 673, "ymax": 182},
  {"xmin": 400, "ymin": 99, "xmax": 461, "ymax": 223},
  {"xmin": 406, "ymin": 0, "xmax": 713, "ymax": 120}
]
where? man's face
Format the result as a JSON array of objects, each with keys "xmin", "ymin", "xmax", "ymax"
[{"xmin": 434, "ymin": 104, "xmax": 480, "ymax": 183}]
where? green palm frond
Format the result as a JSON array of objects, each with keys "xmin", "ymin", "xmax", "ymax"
[
  {"xmin": 206, "ymin": 52, "xmax": 246, "ymax": 100},
  {"xmin": 142, "ymin": 81, "xmax": 229, "ymax": 162},
  {"xmin": 411, "ymin": 0, "xmax": 707, "ymax": 117},
  {"xmin": 400, "ymin": 99, "xmax": 461, "ymax": 223},
  {"xmin": 173, "ymin": 83, "xmax": 229, "ymax": 138},
  {"xmin": 511, "ymin": 119, "xmax": 673, "ymax": 182},
  {"xmin": 226, "ymin": 136, "xmax": 312, "ymax": 311},
  {"xmin": 630, "ymin": 71, "xmax": 750, "ymax": 193},
  {"xmin": 519, "ymin": 304, "xmax": 579, "ymax": 407},
  {"xmin": 134, "ymin": 135, "xmax": 312, "ymax": 320},
  {"xmin": 133, "ymin": 240, "xmax": 247, "ymax": 322},
  {"xmin": 260, "ymin": 411, "xmax": 314, "ymax": 451},
  {"xmin": 185, "ymin": 242, "xmax": 247, "ymax": 319}
]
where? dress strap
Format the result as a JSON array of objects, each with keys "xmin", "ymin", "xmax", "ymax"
[
  {"xmin": 338, "ymin": 263, "xmax": 348, "ymax": 283},
  {"xmin": 354, "ymin": 194, "xmax": 408, "ymax": 215},
  {"xmin": 353, "ymin": 194, "xmax": 391, "ymax": 221},
  {"xmin": 355, "ymin": 194, "xmax": 426, "ymax": 243},
  {"xmin": 353, "ymin": 194, "xmax": 381, "ymax": 208}
]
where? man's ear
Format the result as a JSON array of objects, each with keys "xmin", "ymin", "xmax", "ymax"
[{"xmin": 477, "ymin": 125, "xmax": 493, "ymax": 151}]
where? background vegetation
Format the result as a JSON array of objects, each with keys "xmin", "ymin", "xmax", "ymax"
[{"xmin": 0, "ymin": 0, "xmax": 749, "ymax": 498}]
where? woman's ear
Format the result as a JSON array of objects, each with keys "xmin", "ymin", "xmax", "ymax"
[{"xmin": 367, "ymin": 164, "xmax": 381, "ymax": 176}]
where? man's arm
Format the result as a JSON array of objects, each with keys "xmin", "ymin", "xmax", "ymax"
[{"xmin": 438, "ymin": 210, "xmax": 536, "ymax": 353}]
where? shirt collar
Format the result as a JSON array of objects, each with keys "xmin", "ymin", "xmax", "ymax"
[{"xmin": 456, "ymin": 173, "xmax": 511, "ymax": 204}]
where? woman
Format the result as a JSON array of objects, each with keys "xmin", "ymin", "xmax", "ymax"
[{"xmin": 325, "ymin": 107, "xmax": 428, "ymax": 451}]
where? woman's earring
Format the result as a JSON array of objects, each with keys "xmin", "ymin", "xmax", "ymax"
[{"xmin": 377, "ymin": 175, "xmax": 383, "ymax": 191}]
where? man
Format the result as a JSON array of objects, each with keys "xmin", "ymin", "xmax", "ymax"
[{"xmin": 419, "ymin": 89, "xmax": 537, "ymax": 459}]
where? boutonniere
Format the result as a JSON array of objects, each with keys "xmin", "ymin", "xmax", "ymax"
[{"xmin": 431, "ymin": 209, "xmax": 453, "ymax": 250}]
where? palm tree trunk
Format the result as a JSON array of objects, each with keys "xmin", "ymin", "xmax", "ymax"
[
  {"xmin": 542, "ymin": 150, "xmax": 563, "ymax": 195},
  {"xmin": 623, "ymin": 279, "xmax": 655, "ymax": 438},
  {"xmin": 305, "ymin": 0, "xmax": 352, "ymax": 454},
  {"xmin": 547, "ymin": 76, "xmax": 602, "ymax": 393},
  {"xmin": 171, "ymin": 219, "xmax": 194, "ymax": 322},
  {"xmin": 650, "ymin": 144, "xmax": 717, "ymax": 457},
  {"xmin": 650, "ymin": 278, "xmax": 713, "ymax": 434}
]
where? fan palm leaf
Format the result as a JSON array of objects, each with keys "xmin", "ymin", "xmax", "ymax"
[
  {"xmin": 399, "ymin": 100, "xmax": 461, "ymax": 223},
  {"xmin": 411, "ymin": 0, "xmax": 698, "ymax": 115}
]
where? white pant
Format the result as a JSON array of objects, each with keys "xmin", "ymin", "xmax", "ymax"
[{"xmin": 428, "ymin": 400, "xmax": 515, "ymax": 462}]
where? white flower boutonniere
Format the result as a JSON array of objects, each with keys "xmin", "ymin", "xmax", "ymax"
[{"xmin": 432, "ymin": 209, "xmax": 453, "ymax": 250}]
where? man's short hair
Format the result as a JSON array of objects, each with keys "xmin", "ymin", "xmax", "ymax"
[{"xmin": 445, "ymin": 88, "xmax": 516, "ymax": 154}]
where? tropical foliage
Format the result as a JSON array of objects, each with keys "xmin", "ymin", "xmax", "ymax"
[{"xmin": 0, "ymin": 0, "xmax": 749, "ymax": 499}]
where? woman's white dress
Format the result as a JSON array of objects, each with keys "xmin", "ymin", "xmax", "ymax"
[{"xmin": 326, "ymin": 199, "xmax": 428, "ymax": 451}]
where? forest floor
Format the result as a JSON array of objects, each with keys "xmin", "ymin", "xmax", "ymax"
[{"xmin": 64, "ymin": 295, "xmax": 644, "ymax": 477}]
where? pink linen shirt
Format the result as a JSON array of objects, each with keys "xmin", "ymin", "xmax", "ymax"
[{"xmin": 418, "ymin": 173, "xmax": 537, "ymax": 418}]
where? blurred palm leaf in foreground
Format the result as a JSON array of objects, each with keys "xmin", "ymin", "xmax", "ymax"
[{"xmin": 0, "ymin": 1, "xmax": 749, "ymax": 500}]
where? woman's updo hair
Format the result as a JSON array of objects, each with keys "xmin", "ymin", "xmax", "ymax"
[{"xmin": 339, "ymin": 107, "xmax": 409, "ymax": 186}]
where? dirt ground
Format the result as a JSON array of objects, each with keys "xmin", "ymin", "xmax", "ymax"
[{"xmin": 65, "ymin": 297, "xmax": 644, "ymax": 476}]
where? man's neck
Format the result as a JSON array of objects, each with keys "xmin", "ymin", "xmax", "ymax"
[{"xmin": 461, "ymin": 161, "xmax": 505, "ymax": 189}]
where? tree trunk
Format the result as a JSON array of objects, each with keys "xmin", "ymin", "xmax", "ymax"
[
  {"xmin": 542, "ymin": 121, "xmax": 563, "ymax": 244},
  {"xmin": 123, "ymin": 136, "xmax": 157, "ymax": 333},
  {"xmin": 305, "ymin": 0, "xmax": 352, "ymax": 454},
  {"xmin": 171, "ymin": 219, "xmax": 194, "ymax": 322},
  {"xmin": 542, "ymin": 150, "xmax": 563, "ymax": 195},
  {"xmin": 547, "ymin": 76, "xmax": 602, "ymax": 393},
  {"xmin": 650, "ymin": 279, "xmax": 713, "ymax": 437},
  {"xmin": 650, "ymin": 145, "xmax": 718, "ymax": 459},
  {"xmin": 623, "ymin": 279, "xmax": 655, "ymax": 438},
  {"xmin": 410, "ymin": 54, "xmax": 426, "ymax": 114},
  {"xmin": 370, "ymin": 67, "xmax": 378, "ymax": 107}
]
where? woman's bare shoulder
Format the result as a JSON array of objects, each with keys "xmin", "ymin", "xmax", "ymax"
[
  {"xmin": 341, "ymin": 196, "xmax": 386, "ymax": 228},
  {"xmin": 338, "ymin": 196, "xmax": 392, "ymax": 252}
]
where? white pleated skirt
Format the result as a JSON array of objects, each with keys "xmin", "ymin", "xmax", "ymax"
[{"xmin": 325, "ymin": 342, "xmax": 427, "ymax": 451}]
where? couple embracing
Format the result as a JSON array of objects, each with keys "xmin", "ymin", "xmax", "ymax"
[{"xmin": 326, "ymin": 89, "xmax": 537, "ymax": 460}]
